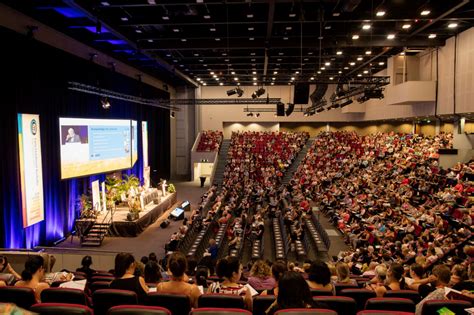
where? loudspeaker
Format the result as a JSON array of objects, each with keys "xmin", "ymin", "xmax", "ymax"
[
  {"xmin": 285, "ymin": 103, "xmax": 295, "ymax": 116},
  {"xmin": 276, "ymin": 102, "xmax": 285, "ymax": 116},
  {"xmin": 293, "ymin": 83, "xmax": 310, "ymax": 104},
  {"xmin": 160, "ymin": 219, "xmax": 170, "ymax": 228}
]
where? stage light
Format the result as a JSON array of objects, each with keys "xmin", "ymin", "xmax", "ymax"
[
  {"xmin": 227, "ymin": 87, "xmax": 244, "ymax": 97},
  {"xmin": 170, "ymin": 111, "xmax": 176, "ymax": 118},
  {"xmin": 340, "ymin": 99, "xmax": 353, "ymax": 108},
  {"xmin": 247, "ymin": 112, "xmax": 253, "ymax": 117},
  {"xmin": 316, "ymin": 107, "xmax": 325, "ymax": 113},
  {"xmin": 252, "ymin": 87, "xmax": 265, "ymax": 99},
  {"xmin": 285, "ymin": 103, "xmax": 295, "ymax": 116},
  {"xmin": 100, "ymin": 97, "xmax": 111, "ymax": 109},
  {"xmin": 256, "ymin": 113, "xmax": 260, "ymax": 117}
]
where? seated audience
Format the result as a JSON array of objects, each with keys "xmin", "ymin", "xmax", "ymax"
[
  {"xmin": 110, "ymin": 253, "xmax": 149, "ymax": 303},
  {"xmin": 307, "ymin": 260, "xmax": 334, "ymax": 293},
  {"xmin": 415, "ymin": 264, "xmax": 452, "ymax": 315},
  {"xmin": 14, "ymin": 256, "xmax": 49, "ymax": 302},
  {"xmin": 369, "ymin": 263, "xmax": 406, "ymax": 297},
  {"xmin": 261, "ymin": 260, "xmax": 288, "ymax": 296},
  {"xmin": 247, "ymin": 260, "xmax": 275, "ymax": 290},
  {"xmin": 144, "ymin": 261, "xmax": 162, "ymax": 284},
  {"xmin": 76, "ymin": 255, "xmax": 96, "ymax": 280}
]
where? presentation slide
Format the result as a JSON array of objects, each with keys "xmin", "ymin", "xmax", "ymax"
[
  {"xmin": 59, "ymin": 118, "xmax": 132, "ymax": 179},
  {"xmin": 18, "ymin": 113, "xmax": 45, "ymax": 227},
  {"xmin": 132, "ymin": 120, "xmax": 138, "ymax": 166}
]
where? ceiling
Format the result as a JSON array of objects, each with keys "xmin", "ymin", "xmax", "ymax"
[{"xmin": 4, "ymin": 0, "xmax": 474, "ymax": 87}]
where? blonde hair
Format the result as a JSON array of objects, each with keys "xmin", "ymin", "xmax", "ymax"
[
  {"xmin": 250, "ymin": 260, "xmax": 272, "ymax": 279},
  {"xmin": 336, "ymin": 262, "xmax": 350, "ymax": 281}
]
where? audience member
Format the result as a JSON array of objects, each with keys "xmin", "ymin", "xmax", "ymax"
[
  {"xmin": 14, "ymin": 256, "xmax": 49, "ymax": 302},
  {"xmin": 247, "ymin": 260, "xmax": 275, "ymax": 290},
  {"xmin": 110, "ymin": 253, "xmax": 148, "ymax": 303},
  {"xmin": 76, "ymin": 255, "xmax": 96, "ymax": 280}
]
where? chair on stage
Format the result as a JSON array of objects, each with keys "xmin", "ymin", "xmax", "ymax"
[
  {"xmin": 146, "ymin": 292, "xmax": 191, "ymax": 315},
  {"xmin": 30, "ymin": 303, "xmax": 93, "ymax": 315},
  {"xmin": 198, "ymin": 294, "xmax": 245, "ymax": 309},
  {"xmin": 92, "ymin": 289, "xmax": 138, "ymax": 315},
  {"xmin": 0, "ymin": 286, "xmax": 37, "ymax": 310},
  {"xmin": 41, "ymin": 287, "xmax": 89, "ymax": 306},
  {"xmin": 107, "ymin": 305, "xmax": 171, "ymax": 315}
]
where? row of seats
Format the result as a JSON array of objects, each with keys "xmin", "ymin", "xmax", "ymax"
[
  {"xmin": 251, "ymin": 238, "xmax": 264, "ymax": 260},
  {"xmin": 187, "ymin": 226, "xmax": 210, "ymax": 257},
  {"xmin": 304, "ymin": 217, "xmax": 328, "ymax": 258},
  {"xmin": 288, "ymin": 223, "xmax": 307, "ymax": 260},
  {"xmin": 272, "ymin": 218, "xmax": 286, "ymax": 260},
  {"xmin": 1, "ymin": 286, "xmax": 471, "ymax": 315}
]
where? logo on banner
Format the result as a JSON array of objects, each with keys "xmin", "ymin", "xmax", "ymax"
[{"xmin": 30, "ymin": 119, "xmax": 38, "ymax": 135}]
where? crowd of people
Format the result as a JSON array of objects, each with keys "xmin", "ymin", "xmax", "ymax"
[{"xmin": 196, "ymin": 130, "xmax": 223, "ymax": 152}]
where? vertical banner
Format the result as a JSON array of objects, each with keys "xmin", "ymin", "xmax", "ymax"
[
  {"xmin": 144, "ymin": 166, "xmax": 150, "ymax": 189},
  {"xmin": 142, "ymin": 121, "xmax": 148, "ymax": 171},
  {"xmin": 17, "ymin": 113, "xmax": 44, "ymax": 227},
  {"xmin": 101, "ymin": 182, "xmax": 107, "ymax": 212},
  {"xmin": 91, "ymin": 180, "xmax": 101, "ymax": 212}
]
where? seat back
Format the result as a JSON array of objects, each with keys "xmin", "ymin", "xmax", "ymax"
[
  {"xmin": 356, "ymin": 311, "xmax": 416, "ymax": 315},
  {"xmin": 92, "ymin": 289, "xmax": 138, "ymax": 315},
  {"xmin": 365, "ymin": 297, "xmax": 415, "ymax": 313},
  {"xmin": 310, "ymin": 289, "xmax": 334, "ymax": 296},
  {"xmin": 334, "ymin": 283, "xmax": 359, "ymax": 295},
  {"xmin": 41, "ymin": 288, "xmax": 88, "ymax": 305},
  {"xmin": 90, "ymin": 281, "xmax": 111, "ymax": 292},
  {"xmin": 313, "ymin": 296, "xmax": 357, "ymax": 315},
  {"xmin": 107, "ymin": 305, "xmax": 171, "ymax": 315},
  {"xmin": 340, "ymin": 289, "xmax": 376, "ymax": 311},
  {"xmin": 191, "ymin": 308, "xmax": 252, "ymax": 315},
  {"xmin": 0, "ymin": 286, "xmax": 37, "ymax": 309},
  {"xmin": 146, "ymin": 292, "xmax": 191, "ymax": 315},
  {"xmin": 384, "ymin": 290, "xmax": 421, "ymax": 304},
  {"xmin": 421, "ymin": 299, "xmax": 472, "ymax": 315},
  {"xmin": 198, "ymin": 293, "xmax": 245, "ymax": 309},
  {"xmin": 91, "ymin": 276, "xmax": 115, "ymax": 282},
  {"xmin": 30, "ymin": 303, "xmax": 93, "ymax": 315},
  {"xmin": 253, "ymin": 295, "xmax": 276, "ymax": 315},
  {"xmin": 274, "ymin": 309, "xmax": 338, "ymax": 315}
]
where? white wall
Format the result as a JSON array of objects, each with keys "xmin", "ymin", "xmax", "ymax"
[{"xmin": 223, "ymin": 122, "xmax": 279, "ymax": 139}]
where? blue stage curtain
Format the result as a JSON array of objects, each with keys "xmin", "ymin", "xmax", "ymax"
[{"xmin": 0, "ymin": 27, "xmax": 170, "ymax": 249}]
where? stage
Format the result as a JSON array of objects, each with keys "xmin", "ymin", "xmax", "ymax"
[{"xmin": 97, "ymin": 191, "xmax": 177, "ymax": 237}]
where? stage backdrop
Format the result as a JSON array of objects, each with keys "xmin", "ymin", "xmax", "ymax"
[{"xmin": 0, "ymin": 26, "xmax": 171, "ymax": 249}]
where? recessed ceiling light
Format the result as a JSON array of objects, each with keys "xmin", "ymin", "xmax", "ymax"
[
  {"xmin": 247, "ymin": 14, "xmax": 254, "ymax": 18},
  {"xmin": 147, "ymin": 0, "xmax": 156, "ymax": 4},
  {"xmin": 357, "ymin": 74, "xmax": 362, "ymax": 77},
  {"xmin": 222, "ymin": 53, "xmax": 227, "ymax": 56},
  {"xmin": 272, "ymin": 77, "xmax": 276, "ymax": 80},
  {"xmin": 273, "ymin": 71, "xmax": 278, "ymax": 74},
  {"xmin": 253, "ymin": 82, "xmax": 257, "ymax": 85},
  {"xmin": 304, "ymin": 58, "xmax": 309, "ymax": 61},
  {"xmin": 338, "ymin": 71, "xmax": 342, "ymax": 74},
  {"xmin": 101, "ymin": 2, "xmax": 110, "ymax": 6},
  {"xmin": 237, "ymin": 83, "xmax": 240, "ymax": 85},
  {"xmin": 286, "ymin": 26, "xmax": 292, "ymax": 30},
  {"xmin": 252, "ymin": 71, "xmax": 256, "ymax": 74},
  {"xmin": 310, "ymin": 77, "xmax": 314, "ymax": 80},
  {"xmin": 199, "ymin": 59, "xmax": 203, "ymax": 62},
  {"xmin": 325, "ymin": 26, "xmax": 332, "ymax": 30},
  {"xmin": 277, "ymin": 58, "xmax": 282, "ymax": 61},
  {"xmin": 279, "ymin": 52, "xmax": 284, "ymax": 55},
  {"xmin": 291, "ymin": 77, "xmax": 295, "ymax": 80},
  {"xmin": 253, "ymin": 77, "xmax": 257, "ymax": 81},
  {"xmin": 352, "ymin": 34, "xmax": 360, "ymax": 40},
  {"xmin": 376, "ymin": 11, "xmax": 386, "ymax": 17},
  {"xmin": 224, "ymin": 59, "xmax": 229, "ymax": 62},
  {"xmin": 248, "ymin": 27, "xmax": 254, "ymax": 31},
  {"xmin": 308, "ymin": 52, "xmax": 313, "ymax": 55},
  {"xmin": 333, "ymin": 12, "xmax": 340, "ymax": 17},
  {"xmin": 249, "ymin": 37, "xmax": 254, "ymax": 40},
  {"xmin": 363, "ymin": 70, "xmax": 369, "ymax": 74},
  {"xmin": 344, "ymin": 67, "xmax": 349, "ymax": 70},
  {"xmin": 387, "ymin": 34, "xmax": 395, "ymax": 39},
  {"xmin": 121, "ymin": 17, "xmax": 129, "ymax": 21},
  {"xmin": 135, "ymin": 29, "xmax": 142, "ymax": 33},
  {"xmin": 210, "ymin": 28, "xmax": 216, "ymax": 31},
  {"xmin": 289, "ymin": 13, "xmax": 296, "ymax": 18},
  {"xmin": 234, "ymin": 77, "xmax": 239, "ymax": 81},
  {"xmin": 402, "ymin": 24, "xmax": 411, "ymax": 29},
  {"xmin": 203, "ymin": 64, "xmax": 207, "ymax": 66},
  {"xmin": 365, "ymin": 50, "xmax": 372, "ymax": 55},
  {"xmin": 349, "ymin": 62, "xmax": 356, "ymax": 66},
  {"xmin": 173, "ymin": 28, "xmax": 179, "ymax": 32},
  {"xmin": 321, "ymin": 67, "xmax": 325, "ymax": 70},
  {"xmin": 210, "ymin": 71, "xmax": 214, "ymax": 74},
  {"xmin": 317, "ymin": 71, "xmax": 321, "ymax": 74},
  {"xmin": 148, "ymin": 39, "xmax": 153, "ymax": 43},
  {"xmin": 357, "ymin": 57, "xmax": 363, "ymax": 61},
  {"xmin": 162, "ymin": 16, "xmax": 169, "ymax": 20},
  {"xmin": 166, "ymin": 53, "xmax": 171, "ymax": 57},
  {"xmin": 329, "ymin": 77, "xmax": 334, "ymax": 80},
  {"xmin": 325, "ymin": 62, "xmax": 330, "ymax": 66},
  {"xmin": 295, "ymin": 71, "xmax": 300, "ymax": 74},
  {"xmin": 181, "ymin": 38, "xmax": 187, "ymax": 42},
  {"xmin": 251, "ymin": 58, "xmax": 256, "ymax": 61},
  {"xmin": 215, "ymin": 38, "xmax": 220, "ymax": 41},
  {"xmin": 362, "ymin": 24, "xmax": 371, "ymax": 30},
  {"xmin": 400, "ymin": 52, "xmax": 405, "ymax": 55},
  {"xmin": 231, "ymin": 71, "xmax": 235, "ymax": 74},
  {"xmin": 250, "ymin": 52, "xmax": 256, "ymax": 56},
  {"xmin": 271, "ymin": 82, "xmax": 275, "ymax": 85},
  {"xmin": 283, "ymin": 37, "xmax": 288, "ymax": 40},
  {"xmin": 379, "ymin": 62, "xmax": 385, "ymax": 65},
  {"xmin": 203, "ymin": 82, "xmax": 207, "ymax": 85},
  {"xmin": 336, "ymin": 51, "xmax": 343, "ymax": 55},
  {"xmin": 173, "ymin": 59, "xmax": 177, "ymax": 63},
  {"xmin": 420, "ymin": 10, "xmax": 430, "ymax": 16},
  {"xmin": 428, "ymin": 34, "xmax": 437, "ymax": 39},
  {"xmin": 204, "ymin": 15, "xmax": 211, "ymax": 19},
  {"xmin": 196, "ymin": 78, "xmax": 201, "ymax": 81},
  {"xmin": 194, "ymin": 53, "xmax": 199, "ymax": 57},
  {"xmin": 219, "ymin": 82, "xmax": 223, "ymax": 85},
  {"xmin": 448, "ymin": 23, "xmax": 458, "ymax": 28}
]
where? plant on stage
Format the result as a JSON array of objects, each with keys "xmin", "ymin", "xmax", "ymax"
[
  {"xmin": 105, "ymin": 176, "xmax": 123, "ymax": 205},
  {"xmin": 78, "ymin": 194, "xmax": 97, "ymax": 219},
  {"xmin": 167, "ymin": 183, "xmax": 176, "ymax": 193},
  {"xmin": 122, "ymin": 174, "xmax": 140, "ymax": 196},
  {"xmin": 127, "ymin": 195, "xmax": 141, "ymax": 221}
]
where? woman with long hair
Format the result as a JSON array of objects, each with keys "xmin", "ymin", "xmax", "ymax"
[
  {"xmin": 307, "ymin": 260, "xmax": 334, "ymax": 293},
  {"xmin": 261, "ymin": 260, "xmax": 288, "ymax": 296},
  {"xmin": 14, "ymin": 256, "xmax": 49, "ymax": 302},
  {"xmin": 247, "ymin": 260, "xmax": 275, "ymax": 290},
  {"xmin": 370, "ymin": 263, "xmax": 406, "ymax": 297},
  {"xmin": 109, "ymin": 253, "xmax": 149, "ymax": 303}
]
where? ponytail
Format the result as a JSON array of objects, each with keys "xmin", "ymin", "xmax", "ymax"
[
  {"xmin": 21, "ymin": 256, "xmax": 44, "ymax": 281},
  {"xmin": 21, "ymin": 270, "xmax": 33, "ymax": 281}
]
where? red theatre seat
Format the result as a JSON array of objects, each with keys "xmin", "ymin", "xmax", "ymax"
[
  {"xmin": 146, "ymin": 292, "xmax": 191, "ymax": 315},
  {"xmin": 40, "ymin": 287, "xmax": 89, "ymax": 306},
  {"xmin": 92, "ymin": 289, "xmax": 138, "ymax": 315},
  {"xmin": 365, "ymin": 298, "xmax": 415, "ymax": 313},
  {"xmin": 384, "ymin": 290, "xmax": 421, "ymax": 304},
  {"xmin": 253, "ymin": 295, "xmax": 276, "ymax": 315},
  {"xmin": 30, "ymin": 303, "xmax": 93, "ymax": 315},
  {"xmin": 274, "ymin": 309, "xmax": 338, "ymax": 315},
  {"xmin": 340, "ymin": 288, "xmax": 377, "ymax": 311},
  {"xmin": 191, "ymin": 308, "xmax": 252, "ymax": 315},
  {"xmin": 198, "ymin": 293, "xmax": 245, "ymax": 309},
  {"xmin": 107, "ymin": 305, "xmax": 171, "ymax": 315},
  {"xmin": 310, "ymin": 289, "xmax": 334, "ymax": 296},
  {"xmin": 0, "ymin": 286, "xmax": 37, "ymax": 310},
  {"xmin": 357, "ymin": 311, "xmax": 415, "ymax": 315},
  {"xmin": 90, "ymin": 281, "xmax": 111, "ymax": 292},
  {"xmin": 421, "ymin": 299, "xmax": 472, "ymax": 315},
  {"xmin": 334, "ymin": 283, "xmax": 359, "ymax": 295},
  {"xmin": 313, "ymin": 296, "xmax": 357, "ymax": 315}
]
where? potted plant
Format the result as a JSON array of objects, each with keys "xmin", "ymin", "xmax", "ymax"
[
  {"xmin": 167, "ymin": 183, "xmax": 176, "ymax": 193},
  {"xmin": 126, "ymin": 195, "xmax": 141, "ymax": 221},
  {"xmin": 78, "ymin": 194, "xmax": 97, "ymax": 219}
]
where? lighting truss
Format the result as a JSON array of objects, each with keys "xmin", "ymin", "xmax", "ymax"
[
  {"xmin": 163, "ymin": 98, "xmax": 282, "ymax": 105},
  {"xmin": 68, "ymin": 81, "xmax": 181, "ymax": 111}
]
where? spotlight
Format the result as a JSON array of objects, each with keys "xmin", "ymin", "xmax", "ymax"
[
  {"xmin": 100, "ymin": 97, "xmax": 111, "ymax": 109},
  {"xmin": 252, "ymin": 88, "xmax": 265, "ymax": 99},
  {"xmin": 247, "ymin": 112, "xmax": 253, "ymax": 117},
  {"xmin": 340, "ymin": 99, "xmax": 353, "ymax": 108},
  {"xmin": 170, "ymin": 111, "xmax": 176, "ymax": 118},
  {"xmin": 256, "ymin": 113, "xmax": 260, "ymax": 117},
  {"xmin": 285, "ymin": 103, "xmax": 295, "ymax": 116},
  {"xmin": 316, "ymin": 107, "xmax": 325, "ymax": 113},
  {"xmin": 227, "ymin": 87, "xmax": 244, "ymax": 97}
]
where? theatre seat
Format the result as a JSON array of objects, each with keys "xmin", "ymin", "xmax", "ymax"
[
  {"xmin": 420, "ymin": 299, "xmax": 472, "ymax": 315},
  {"xmin": 198, "ymin": 293, "xmax": 245, "ymax": 309},
  {"xmin": 365, "ymin": 298, "xmax": 415, "ymax": 313},
  {"xmin": 340, "ymin": 289, "xmax": 376, "ymax": 311},
  {"xmin": 357, "ymin": 311, "xmax": 415, "ymax": 315},
  {"xmin": 253, "ymin": 295, "xmax": 276, "ymax": 315},
  {"xmin": 90, "ymin": 281, "xmax": 111, "ymax": 292},
  {"xmin": 30, "ymin": 303, "xmax": 93, "ymax": 315},
  {"xmin": 274, "ymin": 309, "xmax": 338, "ymax": 315},
  {"xmin": 41, "ymin": 287, "xmax": 89, "ymax": 306},
  {"xmin": 313, "ymin": 296, "xmax": 357, "ymax": 315},
  {"xmin": 146, "ymin": 292, "xmax": 191, "ymax": 315},
  {"xmin": 107, "ymin": 305, "xmax": 171, "ymax": 315},
  {"xmin": 310, "ymin": 289, "xmax": 334, "ymax": 296},
  {"xmin": 91, "ymin": 276, "xmax": 115, "ymax": 282},
  {"xmin": 334, "ymin": 283, "xmax": 359, "ymax": 295},
  {"xmin": 384, "ymin": 290, "xmax": 421, "ymax": 304},
  {"xmin": 92, "ymin": 289, "xmax": 138, "ymax": 315},
  {"xmin": 0, "ymin": 286, "xmax": 37, "ymax": 309},
  {"xmin": 191, "ymin": 308, "xmax": 252, "ymax": 315}
]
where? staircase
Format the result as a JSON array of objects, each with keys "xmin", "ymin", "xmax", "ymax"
[
  {"xmin": 281, "ymin": 137, "xmax": 314, "ymax": 186},
  {"xmin": 81, "ymin": 222, "xmax": 110, "ymax": 247},
  {"xmin": 212, "ymin": 139, "xmax": 231, "ymax": 187}
]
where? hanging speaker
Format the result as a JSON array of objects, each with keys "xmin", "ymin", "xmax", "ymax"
[
  {"xmin": 293, "ymin": 83, "xmax": 310, "ymax": 104},
  {"xmin": 276, "ymin": 102, "xmax": 285, "ymax": 116},
  {"xmin": 285, "ymin": 103, "xmax": 295, "ymax": 116}
]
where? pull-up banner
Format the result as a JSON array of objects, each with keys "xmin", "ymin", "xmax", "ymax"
[{"xmin": 17, "ymin": 113, "xmax": 44, "ymax": 227}]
